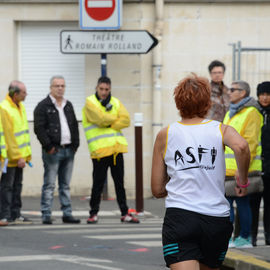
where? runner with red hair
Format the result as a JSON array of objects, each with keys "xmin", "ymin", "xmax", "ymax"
[
  {"xmin": 174, "ymin": 74, "xmax": 211, "ymax": 119},
  {"xmin": 151, "ymin": 74, "xmax": 250, "ymax": 270}
]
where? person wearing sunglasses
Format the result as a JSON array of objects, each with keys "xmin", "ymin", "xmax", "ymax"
[{"xmin": 224, "ymin": 80, "xmax": 263, "ymax": 248}]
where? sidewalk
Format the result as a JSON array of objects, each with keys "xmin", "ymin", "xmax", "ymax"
[
  {"xmin": 20, "ymin": 195, "xmax": 166, "ymax": 219},
  {"xmin": 20, "ymin": 196, "xmax": 270, "ymax": 270}
]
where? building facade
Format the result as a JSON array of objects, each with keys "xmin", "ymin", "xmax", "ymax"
[{"xmin": 0, "ymin": 0, "xmax": 270, "ymax": 198}]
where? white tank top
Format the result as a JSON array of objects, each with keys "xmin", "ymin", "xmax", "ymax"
[{"xmin": 164, "ymin": 120, "xmax": 230, "ymax": 217}]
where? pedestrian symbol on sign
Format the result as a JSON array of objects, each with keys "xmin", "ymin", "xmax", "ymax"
[
  {"xmin": 85, "ymin": 0, "xmax": 116, "ymax": 21},
  {"xmin": 64, "ymin": 35, "xmax": 73, "ymax": 49}
]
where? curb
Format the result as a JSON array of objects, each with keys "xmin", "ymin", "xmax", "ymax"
[{"xmin": 224, "ymin": 250, "xmax": 270, "ymax": 270}]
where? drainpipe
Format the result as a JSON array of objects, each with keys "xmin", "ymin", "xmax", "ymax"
[{"xmin": 152, "ymin": 0, "xmax": 164, "ymax": 144}]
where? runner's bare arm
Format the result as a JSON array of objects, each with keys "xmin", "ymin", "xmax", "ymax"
[{"xmin": 151, "ymin": 127, "xmax": 169, "ymax": 198}]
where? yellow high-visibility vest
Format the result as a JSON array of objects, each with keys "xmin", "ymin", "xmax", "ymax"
[
  {"xmin": 0, "ymin": 99, "xmax": 31, "ymax": 159},
  {"xmin": 0, "ymin": 118, "xmax": 7, "ymax": 159},
  {"xmin": 82, "ymin": 95, "xmax": 128, "ymax": 159},
  {"xmin": 223, "ymin": 107, "xmax": 262, "ymax": 176}
]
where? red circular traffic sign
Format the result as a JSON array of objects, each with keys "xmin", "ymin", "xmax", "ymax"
[{"xmin": 85, "ymin": 0, "xmax": 116, "ymax": 21}]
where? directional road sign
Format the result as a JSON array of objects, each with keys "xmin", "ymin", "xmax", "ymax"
[
  {"xmin": 60, "ymin": 30, "xmax": 158, "ymax": 54},
  {"xmin": 79, "ymin": 0, "xmax": 122, "ymax": 30}
]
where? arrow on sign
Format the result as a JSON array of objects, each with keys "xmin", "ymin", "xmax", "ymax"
[{"xmin": 60, "ymin": 30, "xmax": 158, "ymax": 54}]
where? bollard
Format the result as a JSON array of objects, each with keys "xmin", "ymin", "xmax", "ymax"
[{"xmin": 134, "ymin": 113, "xmax": 144, "ymax": 214}]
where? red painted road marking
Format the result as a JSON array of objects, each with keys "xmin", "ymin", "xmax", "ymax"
[{"xmin": 49, "ymin": 246, "xmax": 64, "ymax": 250}]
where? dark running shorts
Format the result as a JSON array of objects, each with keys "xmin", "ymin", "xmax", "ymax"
[{"xmin": 162, "ymin": 208, "xmax": 233, "ymax": 268}]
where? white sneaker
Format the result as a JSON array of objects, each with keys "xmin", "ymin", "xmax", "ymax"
[{"xmin": 0, "ymin": 219, "xmax": 8, "ymax": 226}]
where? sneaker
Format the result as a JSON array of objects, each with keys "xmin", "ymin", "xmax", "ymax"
[
  {"xmin": 121, "ymin": 214, "xmax": 140, "ymax": 224},
  {"xmin": 0, "ymin": 219, "xmax": 8, "ymax": 226},
  {"xmin": 234, "ymin": 236, "xmax": 252, "ymax": 248},
  {"xmin": 87, "ymin": 215, "xmax": 98, "ymax": 224},
  {"xmin": 228, "ymin": 238, "xmax": 235, "ymax": 248},
  {"xmin": 13, "ymin": 216, "xmax": 33, "ymax": 225}
]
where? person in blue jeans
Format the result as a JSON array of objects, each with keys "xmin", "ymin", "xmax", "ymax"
[
  {"xmin": 41, "ymin": 146, "xmax": 75, "ymax": 220},
  {"xmin": 227, "ymin": 196, "xmax": 252, "ymax": 241},
  {"xmin": 224, "ymin": 80, "xmax": 263, "ymax": 248},
  {"xmin": 34, "ymin": 75, "xmax": 80, "ymax": 225}
]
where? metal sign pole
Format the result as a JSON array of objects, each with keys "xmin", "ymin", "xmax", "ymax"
[
  {"xmin": 101, "ymin": 53, "xmax": 107, "ymax": 76},
  {"xmin": 134, "ymin": 113, "xmax": 143, "ymax": 214},
  {"xmin": 101, "ymin": 53, "xmax": 109, "ymax": 200}
]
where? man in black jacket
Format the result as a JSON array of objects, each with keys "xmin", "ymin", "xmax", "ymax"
[{"xmin": 34, "ymin": 75, "xmax": 80, "ymax": 225}]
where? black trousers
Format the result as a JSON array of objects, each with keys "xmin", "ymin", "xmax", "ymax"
[
  {"xmin": 249, "ymin": 192, "xmax": 262, "ymax": 239},
  {"xmin": 89, "ymin": 153, "xmax": 129, "ymax": 216},
  {"xmin": 263, "ymin": 175, "xmax": 270, "ymax": 236},
  {"xmin": 0, "ymin": 167, "xmax": 23, "ymax": 220},
  {"xmin": 250, "ymin": 175, "xmax": 270, "ymax": 239}
]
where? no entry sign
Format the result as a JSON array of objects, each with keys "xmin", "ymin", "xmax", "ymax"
[
  {"xmin": 80, "ymin": 0, "xmax": 122, "ymax": 30},
  {"xmin": 85, "ymin": 0, "xmax": 116, "ymax": 21}
]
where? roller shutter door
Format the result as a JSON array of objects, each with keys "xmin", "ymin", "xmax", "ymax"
[{"xmin": 19, "ymin": 21, "xmax": 85, "ymax": 120}]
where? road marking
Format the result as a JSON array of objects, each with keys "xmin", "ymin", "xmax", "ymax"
[
  {"xmin": 127, "ymin": 241, "xmax": 162, "ymax": 247},
  {"xmin": 4, "ymin": 223, "xmax": 161, "ymax": 230},
  {"xmin": 46, "ymin": 227, "xmax": 161, "ymax": 234},
  {"xmin": 0, "ymin": 255, "xmax": 124, "ymax": 270},
  {"xmin": 84, "ymin": 233, "xmax": 161, "ymax": 240},
  {"xmin": 0, "ymin": 254, "xmax": 111, "ymax": 263},
  {"xmin": 226, "ymin": 250, "xmax": 270, "ymax": 269}
]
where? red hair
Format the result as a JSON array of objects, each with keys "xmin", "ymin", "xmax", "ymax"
[{"xmin": 174, "ymin": 74, "xmax": 211, "ymax": 118}]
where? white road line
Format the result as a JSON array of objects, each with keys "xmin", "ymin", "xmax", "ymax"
[
  {"xmin": 4, "ymin": 223, "xmax": 161, "ymax": 230},
  {"xmin": 84, "ymin": 233, "xmax": 161, "ymax": 240},
  {"xmin": 46, "ymin": 227, "xmax": 161, "ymax": 234},
  {"xmin": 0, "ymin": 254, "xmax": 111, "ymax": 263},
  {"xmin": 127, "ymin": 241, "xmax": 162, "ymax": 247},
  {"xmin": 0, "ymin": 255, "xmax": 124, "ymax": 270},
  {"xmin": 56, "ymin": 255, "xmax": 124, "ymax": 270}
]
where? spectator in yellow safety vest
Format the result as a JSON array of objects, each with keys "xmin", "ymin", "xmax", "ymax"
[
  {"xmin": 0, "ymin": 116, "xmax": 8, "ymax": 226},
  {"xmin": 82, "ymin": 76, "xmax": 139, "ymax": 224},
  {"xmin": 224, "ymin": 80, "xmax": 263, "ymax": 248},
  {"xmin": 0, "ymin": 80, "xmax": 32, "ymax": 225}
]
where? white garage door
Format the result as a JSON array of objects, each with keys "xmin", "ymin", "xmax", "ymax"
[{"xmin": 19, "ymin": 21, "xmax": 85, "ymax": 120}]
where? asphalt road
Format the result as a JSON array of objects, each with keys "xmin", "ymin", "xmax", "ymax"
[{"xmin": 0, "ymin": 197, "xmax": 166, "ymax": 270}]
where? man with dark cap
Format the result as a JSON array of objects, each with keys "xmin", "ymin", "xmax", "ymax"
[{"xmin": 251, "ymin": 81, "xmax": 270, "ymax": 245}]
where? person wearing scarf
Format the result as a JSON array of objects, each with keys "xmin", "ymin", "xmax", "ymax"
[{"xmin": 223, "ymin": 80, "xmax": 263, "ymax": 248}]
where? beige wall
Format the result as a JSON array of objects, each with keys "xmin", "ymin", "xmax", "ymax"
[{"xmin": 1, "ymin": 1, "xmax": 270, "ymax": 198}]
